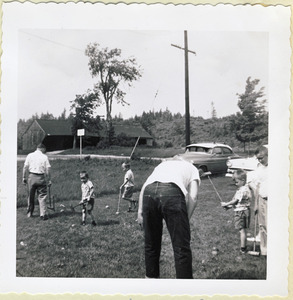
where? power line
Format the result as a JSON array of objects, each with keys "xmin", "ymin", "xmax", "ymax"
[{"xmin": 19, "ymin": 30, "xmax": 84, "ymax": 53}]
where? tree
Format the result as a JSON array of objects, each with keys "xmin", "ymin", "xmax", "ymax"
[
  {"xmin": 58, "ymin": 108, "xmax": 67, "ymax": 120},
  {"xmin": 211, "ymin": 101, "xmax": 217, "ymax": 119},
  {"xmin": 85, "ymin": 43, "xmax": 142, "ymax": 144},
  {"xmin": 231, "ymin": 77, "xmax": 268, "ymax": 152},
  {"xmin": 70, "ymin": 90, "xmax": 101, "ymax": 149}
]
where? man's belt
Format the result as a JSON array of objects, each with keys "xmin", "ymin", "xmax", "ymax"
[{"xmin": 29, "ymin": 172, "xmax": 44, "ymax": 175}]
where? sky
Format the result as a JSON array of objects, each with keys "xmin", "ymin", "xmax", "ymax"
[{"xmin": 18, "ymin": 29, "xmax": 269, "ymax": 121}]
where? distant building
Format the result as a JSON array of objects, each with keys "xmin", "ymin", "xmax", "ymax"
[
  {"xmin": 113, "ymin": 124, "xmax": 154, "ymax": 147},
  {"xmin": 21, "ymin": 119, "xmax": 153, "ymax": 151}
]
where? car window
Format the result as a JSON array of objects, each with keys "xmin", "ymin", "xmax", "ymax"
[
  {"xmin": 186, "ymin": 147, "xmax": 196, "ymax": 152},
  {"xmin": 222, "ymin": 147, "xmax": 232, "ymax": 155},
  {"xmin": 213, "ymin": 147, "xmax": 222, "ymax": 155},
  {"xmin": 196, "ymin": 147, "xmax": 206, "ymax": 152},
  {"xmin": 186, "ymin": 146, "xmax": 208, "ymax": 153}
]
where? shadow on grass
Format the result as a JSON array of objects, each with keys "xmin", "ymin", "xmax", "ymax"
[
  {"xmin": 97, "ymin": 220, "xmax": 120, "ymax": 226},
  {"xmin": 47, "ymin": 210, "xmax": 121, "ymax": 226},
  {"xmin": 215, "ymin": 269, "xmax": 263, "ymax": 279},
  {"xmin": 47, "ymin": 211, "xmax": 76, "ymax": 218}
]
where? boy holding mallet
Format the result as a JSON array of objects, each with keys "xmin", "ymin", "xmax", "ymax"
[
  {"xmin": 221, "ymin": 169, "xmax": 252, "ymax": 254},
  {"xmin": 79, "ymin": 171, "xmax": 97, "ymax": 226},
  {"xmin": 120, "ymin": 162, "xmax": 136, "ymax": 212}
]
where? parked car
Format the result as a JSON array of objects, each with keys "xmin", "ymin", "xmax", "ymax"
[
  {"xmin": 173, "ymin": 143, "xmax": 239, "ymax": 176},
  {"xmin": 225, "ymin": 145, "xmax": 268, "ymax": 177}
]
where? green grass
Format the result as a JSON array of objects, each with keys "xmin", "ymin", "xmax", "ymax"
[
  {"xmin": 16, "ymin": 160, "xmax": 266, "ymax": 279},
  {"xmin": 17, "ymin": 158, "xmax": 160, "ymax": 208},
  {"xmin": 60, "ymin": 146, "xmax": 184, "ymax": 158},
  {"xmin": 58, "ymin": 145, "xmax": 252, "ymax": 160}
]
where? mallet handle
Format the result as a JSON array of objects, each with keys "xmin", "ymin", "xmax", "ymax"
[
  {"xmin": 208, "ymin": 176, "xmax": 223, "ymax": 202},
  {"xmin": 130, "ymin": 136, "xmax": 140, "ymax": 160}
]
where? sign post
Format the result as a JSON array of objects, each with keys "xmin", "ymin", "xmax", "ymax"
[{"xmin": 77, "ymin": 129, "xmax": 85, "ymax": 160}]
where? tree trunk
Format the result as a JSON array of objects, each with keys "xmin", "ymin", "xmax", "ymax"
[{"xmin": 72, "ymin": 135, "xmax": 76, "ymax": 149}]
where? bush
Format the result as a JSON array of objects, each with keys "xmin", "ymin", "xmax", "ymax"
[
  {"xmin": 96, "ymin": 139, "xmax": 110, "ymax": 149},
  {"xmin": 164, "ymin": 141, "xmax": 173, "ymax": 148},
  {"xmin": 113, "ymin": 133, "xmax": 135, "ymax": 147}
]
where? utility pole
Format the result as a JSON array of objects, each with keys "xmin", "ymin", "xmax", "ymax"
[{"xmin": 171, "ymin": 30, "xmax": 196, "ymax": 146}]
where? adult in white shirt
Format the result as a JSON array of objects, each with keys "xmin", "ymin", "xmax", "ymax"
[
  {"xmin": 247, "ymin": 145, "xmax": 268, "ymax": 256},
  {"xmin": 22, "ymin": 143, "xmax": 51, "ymax": 220},
  {"xmin": 137, "ymin": 159, "xmax": 200, "ymax": 279}
]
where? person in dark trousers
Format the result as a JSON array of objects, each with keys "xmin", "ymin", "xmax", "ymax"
[
  {"xmin": 137, "ymin": 159, "xmax": 200, "ymax": 279},
  {"xmin": 22, "ymin": 143, "xmax": 51, "ymax": 220}
]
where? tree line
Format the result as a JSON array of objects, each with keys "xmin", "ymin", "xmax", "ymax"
[
  {"xmin": 18, "ymin": 43, "xmax": 268, "ymax": 152},
  {"xmin": 18, "ymin": 79, "xmax": 268, "ymax": 152}
]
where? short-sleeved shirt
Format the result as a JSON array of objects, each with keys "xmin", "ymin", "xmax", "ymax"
[
  {"xmin": 143, "ymin": 160, "xmax": 200, "ymax": 197},
  {"xmin": 124, "ymin": 169, "xmax": 134, "ymax": 188},
  {"xmin": 232, "ymin": 185, "xmax": 252, "ymax": 211},
  {"xmin": 247, "ymin": 163, "xmax": 268, "ymax": 199},
  {"xmin": 81, "ymin": 180, "xmax": 95, "ymax": 200},
  {"xmin": 24, "ymin": 149, "xmax": 51, "ymax": 174}
]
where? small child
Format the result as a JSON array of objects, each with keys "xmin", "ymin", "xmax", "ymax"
[
  {"xmin": 79, "ymin": 171, "xmax": 97, "ymax": 226},
  {"xmin": 221, "ymin": 169, "xmax": 252, "ymax": 254},
  {"xmin": 120, "ymin": 162, "xmax": 136, "ymax": 212}
]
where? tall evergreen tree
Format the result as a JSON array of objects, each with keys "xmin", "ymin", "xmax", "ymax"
[
  {"xmin": 231, "ymin": 77, "xmax": 268, "ymax": 152},
  {"xmin": 211, "ymin": 101, "xmax": 217, "ymax": 119}
]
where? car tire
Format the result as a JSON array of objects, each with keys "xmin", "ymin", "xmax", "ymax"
[{"xmin": 198, "ymin": 167, "xmax": 206, "ymax": 177}]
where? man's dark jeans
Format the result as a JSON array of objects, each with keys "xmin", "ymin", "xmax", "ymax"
[{"xmin": 143, "ymin": 182, "xmax": 193, "ymax": 279}]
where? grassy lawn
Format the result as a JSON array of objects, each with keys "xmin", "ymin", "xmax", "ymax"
[
  {"xmin": 60, "ymin": 146, "xmax": 185, "ymax": 158},
  {"xmin": 56, "ymin": 145, "xmax": 250, "ymax": 158},
  {"xmin": 16, "ymin": 159, "xmax": 266, "ymax": 279}
]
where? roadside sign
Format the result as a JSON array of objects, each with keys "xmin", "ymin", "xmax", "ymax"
[{"xmin": 77, "ymin": 129, "xmax": 85, "ymax": 136}]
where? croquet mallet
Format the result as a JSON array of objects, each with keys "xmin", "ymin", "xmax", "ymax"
[
  {"xmin": 115, "ymin": 189, "xmax": 122, "ymax": 215},
  {"xmin": 47, "ymin": 185, "xmax": 55, "ymax": 211},
  {"xmin": 248, "ymin": 185, "xmax": 260, "ymax": 256},
  {"xmin": 129, "ymin": 136, "xmax": 140, "ymax": 160},
  {"xmin": 204, "ymin": 172, "xmax": 232, "ymax": 210},
  {"xmin": 70, "ymin": 202, "xmax": 83, "ymax": 212},
  {"xmin": 247, "ymin": 213, "xmax": 260, "ymax": 256}
]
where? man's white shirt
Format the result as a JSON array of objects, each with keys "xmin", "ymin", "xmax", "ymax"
[{"xmin": 24, "ymin": 149, "xmax": 51, "ymax": 174}]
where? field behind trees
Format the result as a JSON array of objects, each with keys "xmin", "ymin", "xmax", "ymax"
[{"xmin": 16, "ymin": 158, "xmax": 266, "ymax": 279}]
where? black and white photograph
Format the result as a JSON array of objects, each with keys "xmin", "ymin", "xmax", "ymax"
[{"xmin": 0, "ymin": 1, "xmax": 291, "ymax": 298}]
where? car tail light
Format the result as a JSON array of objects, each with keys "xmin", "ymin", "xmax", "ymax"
[{"xmin": 226, "ymin": 160, "xmax": 232, "ymax": 167}]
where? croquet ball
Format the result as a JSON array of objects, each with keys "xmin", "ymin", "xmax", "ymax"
[
  {"xmin": 235, "ymin": 256, "xmax": 242, "ymax": 262},
  {"xmin": 60, "ymin": 209, "xmax": 65, "ymax": 213},
  {"xmin": 212, "ymin": 247, "xmax": 219, "ymax": 255},
  {"xmin": 105, "ymin": 205, "xmax": 109, "ymax": 209},
  {"xmin": 71, "ymin": 224, "xmax": 75, "ymax": 227}
]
